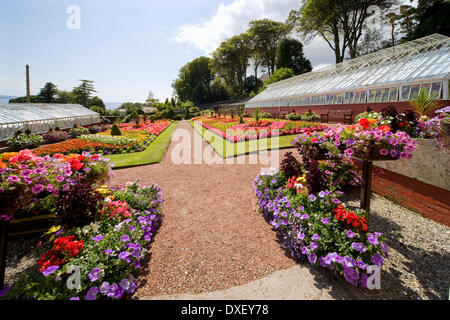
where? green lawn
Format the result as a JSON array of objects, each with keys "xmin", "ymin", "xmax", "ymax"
[
  {"xmin": 108, "ymin": 122, "xmax": 178, "ymax": 169},
  {"xmin": 189, "ymin": 120, "xmax": 298, "ymax": 158}
]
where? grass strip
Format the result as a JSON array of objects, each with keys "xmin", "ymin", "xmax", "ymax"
[
  {"xmin": 108, "ymin": 122, "xmax": 178, "ymax": 169},
  {"xmin": 188, "ymin": 120, "xmax": 297, "ymax": 158}
]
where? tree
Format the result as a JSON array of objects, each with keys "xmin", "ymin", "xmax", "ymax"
[
  {"xmin": 355, "ymin": 28, "xmax": 384, "ymax": 56},
  {"xmin": 264, "ymin": 68, "xmax": 295, "ymax": 86},
  {"xmin": 275, "ymin": 38, "xmax": 312, "ymax": 75},
  {"xmin": 55, "ymin": 90, "xmax": 75, "ymax": 103},
  {"xmin": 39, "ymin": 82, "xmax": 58, "ymax": 103},
  {"xmin": 411, "ymin": 0, "xmax": 450, "ymax": 39},
  {"xmin": 248, "ymin": 19, "xmax": 292, "ymax": 75},
  {"xmin": 293, "ymin": 0, "xmax": 397, "ymax": 63},
  {"xmin": 211, "ymin": 33, "xmax": 252, "ymax": 95},
  {"xmin": 243, "ymin": 76, "xmax": 263, "ymax": 95},
  {"xmin": 73, "ymin": 80, "xmax": 97, "ymax": 108},
  {"xmin": 172, "ymin": 56, "xmax": 214, "ymax": 104},
  {"xmin": 88, "ymin": 96, "xmax": 106, "ymax": 114},
  {"xmin": 210, "ymin": 78, "xmax": 230, "ymax": 101}
]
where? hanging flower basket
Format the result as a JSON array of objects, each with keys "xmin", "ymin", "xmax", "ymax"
[{"xmin": 353, "ymin": 147, "xmax": 397, "ymax": 161}]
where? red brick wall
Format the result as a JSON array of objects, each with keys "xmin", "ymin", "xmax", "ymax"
[
  {"xmin": 246, "ymin": 100, "xmax": 450, "ymax": 121},
  {"xmin": 371, "ymin": 166, "xmax": 450, "ymax": 227}
]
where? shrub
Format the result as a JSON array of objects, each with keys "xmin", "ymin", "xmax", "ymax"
[
  {"xmin": 69, "ymin": 126, "xmax": 89, "ymax": 138},
  {"xmin": 286, "ymin": 113, "xmax": 302, "ymax": 121},
  {"xmin": 301, "ymin": 111, "xmax": 320, "ymax": 122},
  {"xmin": 259, "ymin": 112, "xmax": 272, "ymax": 118},
  {"xmin": 42, "ymin": 131, "xmax": 69, "ymax": 143},
  {"xmin": 280, "ymin": 152, "xmax": 303, "ymax": 179},
  {"xmin": 110, "ymin": 124, "xmax": 122, "ymax": 136},
  {"xmin": 409, "ymin": 88, "xmax": 441, "ymax": 116},
  {"xmin": 6, "ymin": 133, "xmax": 43, "ymax": 149}
]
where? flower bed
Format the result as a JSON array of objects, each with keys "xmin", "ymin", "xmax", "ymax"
[
  {"xmin": 2, "ymin": 181, "xmax": 164, "ymax": 300},
  {"xmin": 0, "ymin": 149, "xmax": 111, "ymax": 221},
  {"xmin": 193, "ymin": 116, "xmax": 327, "ymax": 143},
  {"xmin": 117, "ymin": 120, "xmax": 170, "ymax": 136},
  {"xmin": 254, "ymin": 170, "xmax": 389, "ymax": 288},
  {"xmin": 32, "ymin": 121, "xmax": 170, "ymax": 156}
]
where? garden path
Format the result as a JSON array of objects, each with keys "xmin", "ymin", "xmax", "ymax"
[{"xmin": 111, "ymin": 121, "xmax": 360, "ymax": 299}]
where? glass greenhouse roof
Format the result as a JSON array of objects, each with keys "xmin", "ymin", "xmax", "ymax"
[
  {"xmin": 246, "ymin": 34, "xmax": 450, "ymax": 108},
  {"xmin": 0, "ymin": 104, "xmax": 101, "ymax": 140}
]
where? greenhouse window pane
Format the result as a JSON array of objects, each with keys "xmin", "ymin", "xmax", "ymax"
[
  {"xmin": 401, "ymin": 86, "xmax": 411, "ymax": 100},
  {"xmin": 431, "ymin": 82, "xmax": 442, "ymax": 98},
  {"xmin": 410, "ymin": 84, "xmax": 421, "ymax": 99},
  {"xmin": 375, "ymin": 89, "xmax": 382, "ymax": 102},
  {"xmin": 381, "ymin": 88, "xmax": 390, "ymax": 102},
  {"xmin": 368, "ymin": 89, "xmax": 377, "ymax": 102},
  {"xmin": 389, "ymin": 87, "xmax": 398, "ymax": 101}
]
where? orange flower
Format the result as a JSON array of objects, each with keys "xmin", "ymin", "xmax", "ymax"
[
  {"xmin": 379, "ymin": 125, "xmax": 391, "ymax": 132},
  {"xmin": 368, "ymin": 118, "xmax": 377, "ymax": 124},
  {"xmin": 0, "ymin": 160, "xmax": 6, "ymax": 169},
  {"xmin": 2, "ymin": 152, "xmax": 18, "ymax": 161}
]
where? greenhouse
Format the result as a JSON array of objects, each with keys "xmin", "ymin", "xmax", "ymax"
[
  {"xmin": 0, "ymin": 103, "xmax": 101, "ymax": 141},
  {"xmin": 245, "ymin": 34, "xmax": 450, "ymax": 116}
]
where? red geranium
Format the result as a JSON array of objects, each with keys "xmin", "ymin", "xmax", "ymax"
[
  {"xmin": 358, "ymin": 118, "xmax": 370, "ymax": 129},
  {"xmin": 333, "ymin": 205, "xmax": 368, "ymax": 232},
  {"xmin": 38, "ymin": 235, "xmax": 84, "ymax": 272},
  {"xmin": 379, "ymin": 125, "xmax": 391, "ymax": 132}
]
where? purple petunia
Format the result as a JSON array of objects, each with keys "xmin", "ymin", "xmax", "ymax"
[
  {"xmin": 347, "ymin": 230, "xmax": 354, "ymax": 238},
  {"xmin": 104, "ymin": 249, "xmax": 113, "ymax": 255},
  {"xmin": 368, "ymin": 233, "xmax": 379, "ymax": 246},
  {"xmin": 321, "ymin": 218, "xmax": 329, "ymax": 225},
  {"xmin": 42, "ymin": 265, "xmax": 59, "ymax": 277},
  {"xmin": 120, "ymin": 234, "xmax": 130, "ymax": 242},
  {"xmin": 310, "ymin": 242, "xmax": 318, "ymax": 251},
  {"xmin": 69, "ymin": 297, "xmax": 80, "ymax": 300},
  {"xmin": 88, "ymin": 268, "xmax": 104, "ymax": 282},
  {"xmin": 99, "ymin": 281, "xmax": 110, "ymax": 295},
  {"xmin": 351, "ymin": 242, "xmax": 367, "ymax": 253},
  {"xmin": 308, "ymin": 253, "xmax": 317, "ymax": 264},
  {"xmin": 309, "ymin": 194, "xmax": 317, "ymax": 202},
  {"xmin": 92, "ymin": 235, "xmax": 104, "ymax": 242},
  {"xmin": 118, "ymin": 251, "xmax": 130, "ymax": 260},
  {"xmin": 311, "ymin": 234, "xmax": 320, "ymax": 241},
  {"xmin": 333, "ymin": 198, "xmax": 341, "ymax": 204},
  {"xmin": 85, "ymin": 287, "xmax": 98, "ymax": 300},
  {"xmin": 32, "ymin": 184, "xmax": 44, "ymax": 195},
  {"xmin": 298, "ymin": 233, "xmax": 305, "ymax": 240},
  {"xmin": 371, "ymin": 253, "xmax": 384, "ymax": 267}
]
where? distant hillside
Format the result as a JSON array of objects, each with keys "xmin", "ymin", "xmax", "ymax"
[{"xmin": 0, "ymin": 95, "xmax": 18, "ymax": 99}]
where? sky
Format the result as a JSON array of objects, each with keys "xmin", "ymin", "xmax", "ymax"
[{"xmin": 0, "ymin": 0, "xmax": 414, "ymax": 103}]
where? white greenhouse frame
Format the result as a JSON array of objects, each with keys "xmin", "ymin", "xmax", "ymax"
[{"xmin": 246, "ymin": 34, "xmax": 450, "ymax": 109}]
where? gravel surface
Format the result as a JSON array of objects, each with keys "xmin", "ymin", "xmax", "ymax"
[{"xmin": 341, "ymin": 188, "xmax": 450, "ymax": 300}]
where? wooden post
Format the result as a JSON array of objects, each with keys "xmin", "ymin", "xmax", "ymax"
[
  {"xmin": 0, "ymin": 220, "xmax": 10, "ymax": 290},
  {"xmin": 360, "ymin": 159, "xmax": 373, "ymax": 222}
]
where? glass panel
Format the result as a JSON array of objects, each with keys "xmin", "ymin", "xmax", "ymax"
[
  {"xmin": 389, "ymin": 87, "xmax": 398, "ymax": 101},
  {"xmin": 410, "ymin": 84, "xmax": 421, "ymax": 99},
  {"xmin": 375, "ymin": 89, "xmax": 382, "ymax": 102},
  {"xmin": 430, "ymin": 82, "xmax": 441, "ymax": 98},
  {"xmin": 401, "ymin": 86, "xmax": 411, "ymax": 100},
  {"xmin": 336, "ymin": 93, "xmax": 343, "ymax": 104},
  {"xmin": 319, "ymin": 95, "xmax": 325, "ymax": 105},
  {"xmin": 368, "ymin": 89, "xmax": 376, "ymax": 102},
  {"xmin": 362, "ymin": 91, "xmax": 367, "ymax": 102},
  {"xmin": 381, "ymin": 88, "xmax": 390, "ymax": 102},
  {"xmin": 420, "ymin": 83, "xmax": 431, "ymax": 94}
]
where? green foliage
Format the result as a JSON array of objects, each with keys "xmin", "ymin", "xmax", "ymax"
[
  {"xmin": 286, "ymin": 112, "xmax": 302, "ymax": 121},
  {"xmin": 276, "ymin": 38, "xmax": 312, "ymax": 75},
  {"xmin": 6, "ymin": 132, "xmax": 43, "ymax": 148},
  {"xmin": 253, "ymin": 107, "xmax": 260, "ymax": 122},
  {"xmin": 264, "ymin": 67, "xmax": 295, "ymax": 86},
  {"xmin": 39, "ymin": 82, "xmax": 58, "ymax": 103},
  {"xmin": 239, "ymin": 115, "xmax": 244, "ymax": 124},
  {"xmin": 72, "ymin": 80, "xmax": 97, "ymax": 108},
  {"xmin": 110, "ymin": 124, "xmax": 122, "ymax": 136},
  {"xmin": 259, "ymin": 112, "xmax": 272, "ymax": 118},
  {"xmin": 172, "ymin": 56, "xmax": 215, "ymax": 104},
  {"xmin": 69, "ymin": 126, "xmax": 89, "ymax": 138},
  {"xmin": 55, "ymin": 90, "xmax": 75, "ymax": 103},
  {"xmin": 301, "ymin": 111, "xmax": 320, "ymax": 122},
  {"xmin": 409, "ymin": 88, "xmax": 441, "ymax": 116}
]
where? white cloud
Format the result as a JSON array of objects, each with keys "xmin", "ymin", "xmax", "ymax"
[{"xmin": 173, "ymin": 0, "xmax": 299, "ymax": 54}]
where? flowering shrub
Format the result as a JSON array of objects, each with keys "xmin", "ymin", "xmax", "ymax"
[
  {"xmin": 254, "ymin": 171, "xmax": 389, "ymax": 288},
  {"xmin": 0, "ymin": 149, "xmax": 111, "ymax": 221},
  {"xmin": 69, "ymin": 126, "xmax": 89, "ymax": 138},
  {"xmin": 3, "ymin": 181, "xmax": 164, "ymax": 300},
  {"xmin": 38, "ymin": 235, "xmax": 84, "ymax": 272},
  {"xmin": 42, "ymin": 130, "xmax": 69, "ymax": 143},
  {"xmin": 6, "ymin": 132, "xmax": 43, "ymax": 149},
  {"xmin": 295, "ymin": 121, "xmax": 418, "ymax": 161}
]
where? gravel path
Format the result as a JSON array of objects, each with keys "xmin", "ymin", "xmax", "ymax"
[{"xmin": 111, "ymin": 121, "xmax": 298, "ymax": 296}]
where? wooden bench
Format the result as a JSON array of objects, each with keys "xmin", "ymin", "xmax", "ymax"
[{"xmin": 320, "ymin": 110, "xmax": 353, "ymax": 124}]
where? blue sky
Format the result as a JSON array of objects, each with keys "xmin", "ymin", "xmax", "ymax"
[{"xmin": 0, "ymin": 0, "xmax": 413, "ymax": 103}]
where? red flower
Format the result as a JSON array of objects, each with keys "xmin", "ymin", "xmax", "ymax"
[
  {"xmin": 379, "ymin": 125, "xmax": 391, "ymax": 132},
  {"xmin": 359, "ymin": 118, "xmax": 370, "ymax": 129}
]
